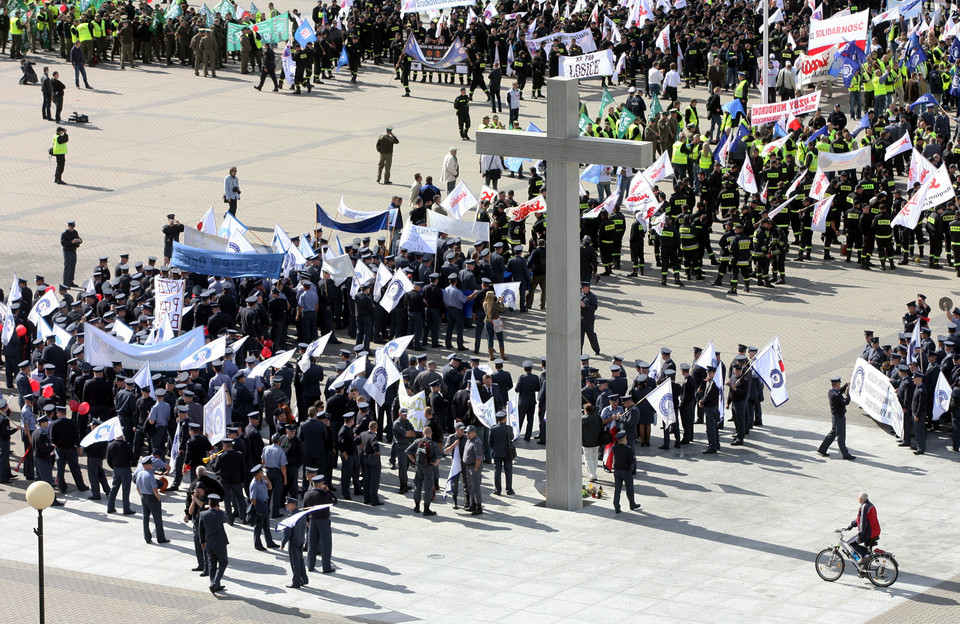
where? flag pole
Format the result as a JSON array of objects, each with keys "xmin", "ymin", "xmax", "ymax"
[{"xmin": 762, "ymin": 0, "xmax": 770, "ymax": 105}]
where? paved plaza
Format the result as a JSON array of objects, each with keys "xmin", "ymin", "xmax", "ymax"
[{"xmin": 2, "ymin": 11, "xmax": 960, "ymax": 620}]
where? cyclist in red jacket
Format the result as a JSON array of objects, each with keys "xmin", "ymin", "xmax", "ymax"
[{"xmin": 847, "ymin": 492, "xmax": 881, "ymax": 569}]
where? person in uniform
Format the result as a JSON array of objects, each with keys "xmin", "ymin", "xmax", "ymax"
[
  {"xmin": 282, "ymin": 496, "xmax": 309, "ymax": 589},
  {"xmin": 249, "ymin": 463, "xmax": 280, "ymax": 550},
  {"xmin": 612, "ymin": 430, "xmax": 640, "ymax": 513},
  {"xmin": 60, "ymin": 220, "xmax": 81, "ymax": 287},
  {"xmin": 910, "ymin": 371, "xmax": 928, "ymax": 455},
  {"xmin": 817, "ymin": 376, "xmax": 856, "ymax": 460},
  {"xmin": 580, "ymin": 282, "xmax": 600, "ymax": 355},
  {"xmin": 135, "ymin": 456, "xmax": 170, "ymax": 544},
  {"xmin": 52, "ymin": 125, "xmax": 68, "ymax": 184},
  {"xmin": 454, "ymin": 87, "xmax": 471, "ymax": 140},
  {"xmin": 392, "ymin": 407, "xmax": 416, "ymax": 493},
  {"xmin": 489, "ymin": 410, "xmax": 514, "ymax": 495},
  {"xmin": 198, "ymin": 493, "xmax": 230, "ymax": 594},
  {"xmin": 462, "ymin": 424, "xmax": 484, "ymax": 515},
  {"xmin": 406, "ymin": 425, "xmax": 441, "ymax": 516},
  {"xmin": 376, "ymin": 127, "xmax": 399, "ymax": 185},
  {"xmin": 359, "ymin": 420, "xmax": 382, "ymax": 505},
  {"xmin": 303, "ymin": 473, "xmax": 338, "ymax": 573},
  {"xmin": 336, "ymin": 412, "xmax": 361, "ymax": 499}
]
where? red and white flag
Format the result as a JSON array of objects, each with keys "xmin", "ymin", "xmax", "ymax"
[
  {"xmin": 808, "ymin": 167, "xmax": 829, "ymax": 200},
  {"xmin": 643, "ymin": 150, "xmax": 674, "ymax": 185},
  {"xmin": 809, "ymin": 194, "xmax": 835, "ymax": 233},
  {"xmin": 197, "ymin": 205, "xmax": 216, "ymax": 232},
  {"xmin": 884, "ymin": 133, "xmax": 912, "ymax": 162},
  {"xmin": 753, "ymin": 336, "xmax": 789, "ymax": 407},
  {"xmin": 891, "ymin": 176, "xmax": 931, "ymax": 230},
  {"xmin": 737, "ymin": 158, "xmax": 758, "ymax": 194}
]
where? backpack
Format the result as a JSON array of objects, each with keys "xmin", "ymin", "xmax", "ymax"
[{"xmin": 415, "ymin": 439, "xmax": 431, "ymax": 466}]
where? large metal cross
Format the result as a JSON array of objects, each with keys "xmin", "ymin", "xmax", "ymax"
[{"xmin": 476, "ymin": 77, "xmax": 653, "ymax": 511}]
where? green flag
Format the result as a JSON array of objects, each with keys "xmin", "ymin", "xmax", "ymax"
[
  {"xmin": 597, "ymin": 86, "xmax": 614, "ymax": 119},
  {"xmin": 649, "ymin": 93, "xmax": 662, "ymax": 121},
  {"xmin": 578, "ymin": 113, "xmax": 592, "ymax": 134},
  {"xmin": 227, "ymin": 12, "xmax": 289, "ymax": 51},
  {"xmin": 616, "ymin": 110, "xmax": 637, "ymax": 139},
  {"xmin": 7, "ymin": 0, "xmax": 29, "ymax": 14}
]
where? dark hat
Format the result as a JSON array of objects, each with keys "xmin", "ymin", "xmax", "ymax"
[
  {"xmin": 580, "ymin": 281, "xmax": 591, "ymax": 287},
  {"xmin": 830, "ymin": 376, "xmax": 842, "ymax": 383},
  {"xmin": 706, "ymin": 365, "xmax": 717, "ymax": 372},
  {"xmin": 660, "ymin": 347, "xmax": 671, "ymax": 355},
  {"xmin": 906, "ymin": 301, "xmax": 916, "ymax": 307},
  {"xmin": 615, "ymin": 430, "xmax": 627, "ymax": 439},
  {"xmin": 913, "ymin": 371, "xmax": 924, "ymax": 379},
  {"xmin": 188, "ymin": 422, "xmax": 202, "ymax": 429},
  {"xmin": 465, "ymin": 425, "xmax": 477, "ymax": 432}
]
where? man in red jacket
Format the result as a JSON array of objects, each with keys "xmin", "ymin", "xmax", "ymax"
[{"xmin": 847, "ymin": 492, "xmax": 881, "ymax": 569}]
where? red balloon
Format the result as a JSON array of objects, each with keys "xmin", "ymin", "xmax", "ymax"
[
  {"xmin": 30, "ymin": 379, "xmax": 40, "ymax": 392},
  {"xmin": 69, "ymin": 399, "xmax": 80, "ymax": 412},
  {"xmin": 96, "ymin": 294, "xmax": 103, "ymax": 301},
  {"xmin": 252, "ymin": 25, "xmax": 258, "ymax": 32},
  {"xmin": 15, "ymin": 324, "xmax": 27, "ymax": 337},
  {"xmin": 263, "ymin": 339, "xmax": 274, "ymax": 349},
  {"xmin": 42, "ymin": 385, "xmax": 54, "ymax": 398},
  {"xmin": 59, "ymin": 4, "xmax": 66, "ymax": 12},
  {"xmin": 79, "ymin": 402, "xmax": 90, "ymax": 416},
  {"xmin": 45, "ymin": 285, "xmax": 56, "ymax": 293},
  {"xmin": 261, "ymin": 347, "xmax": 272, "ymax": 358}
]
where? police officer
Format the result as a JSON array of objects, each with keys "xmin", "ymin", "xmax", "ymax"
[
  {"xmin": 580, "ymin": 282, "xmax": 600, "ymax": 356},
  {"xmin": 406, "ymin": 425, "xmax": 442, "ymax": 516},
  {"xmin": 136, "ymin": 456, "xmax": 170, "ymax": 544},
  {"xmin": 392, "ymin": 407, "xmax": 416, "ymax": 493},
  {"xmin": 282, "ymin": 496, "xmax": 309, "ymax": 589},
  {"xmin": 454, "ymin": 87, "xmax": 471, "ymax": 140},
  {"xmin": 612, "ymin": 430, "xmax": 640, "ymax": 513},
  {"xmin": 358, "ymin": 420, "xmax": 382, "ymax": 505},
  {"xmin": 911, "ymin": 372, "xmax": 928, "ymax": 455},
  {"xmin": 463, "ymin": 424, "xmax": 484, "ymax": 515},
  {"xmin": 60, "ymin": 220, "xmax": 81, "ymax": 287},
  {"xmin": 817, "ymin": 377, "xmax": 855, "ymax": 460},
  {"xmin": 303, "ymin": 472, "xmax": 338, "ymax": 573},
  {"xmin": 198, "ymin": 493, "xmax": 230, "ymax": 594}
]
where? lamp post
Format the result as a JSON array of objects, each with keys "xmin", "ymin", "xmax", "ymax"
[{"xmin": 26, "ymin": 481, "xmax": 55, "ymax": 624}]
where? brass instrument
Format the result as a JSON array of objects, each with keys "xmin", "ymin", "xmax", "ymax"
[
  {"xmin": 156, "ymin": 472, "xmax": 171, "ymax": 492},
  {"xmin": 202, "ymin": 449, "xmax": 226, "ymax": 464}
]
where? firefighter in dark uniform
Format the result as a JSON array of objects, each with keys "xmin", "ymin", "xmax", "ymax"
[
  {"xmin": 454, "ymin": 87, "xmax": 471, "ymax": 140},
  {"xmin": 679, "ymin": 216, "xmax": 702, "ymax": 281},
  {"xmin": 858, "ymin": 202, "xmax": 876, "ymax": 269},
  {"xmin": 598, "ymin": 211, "xmax": 617, "ymax": 276},
  {"xmin": 873, "ymin": 204, "xmax": 896, "ymax": 271},
  {"xmin": 713, "ymin": 220, "xmax": 735, "ymax": 287},
  {"xmin": 843, "ymin": 201, "xmax": 861, "ymax": 264},
  {"xmin": 609, "ymin": 205, "xmax": 626, "ymax": 270},
  {"xmin": 292, "ymin": 42, "xmax": 312, "ymax": 94},
  {"xmin": 926, "ymin": 205, "xmax": 945, "ymax": 268},
  {"xmin": 728, "ymin": 222, "xmax": 752, "ymax": 294},
  {"xmin": 658, "ymin": 216, "xmax": 684, "ymax": 287},
  {"xmin": 629, "ymin": 218, "xmax": 645, "ymax": 277}
]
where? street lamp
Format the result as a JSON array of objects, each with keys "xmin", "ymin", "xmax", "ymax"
[{"xmin": 26, "ymin": 481, "xmax": 55, "ymax": 624}]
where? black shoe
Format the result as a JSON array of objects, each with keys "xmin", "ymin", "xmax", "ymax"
[
  {"xmin": 87, "ymin": 495, "xmax": 101, "ymax": 500},
  {"xmin": 192, "ymin": 566, "xmax": 204, "ymax": 572},
  {"xmin": 165, "ymin": 486, "xmax": 179, "ymax": 492},
  {"xmin": 842, "ymin": 455, "xmax": 856, "ymax": 460},
  {"xmin": 702, "ymin": 448, "xmax": 717, "ymax": 454},
  {"xmin": 123, "ymin": 509, "xmax": 136, "ymax": 515},
  {"xmin": 286, "ymin": 584, "xmax": 302, "ymax": 589},
  {"xmin": 199, "ymin": 571, "xmax": 209, "ymax": 577},
  {"xmin": 817, "ymin": 450, "xmax": 829, "ymax": 457},
  {"xmin": 506, "ymin": 489, "xmax": 515, "ymax": 495},
  {"xmin": 630, "ymin": 503, "xmax": 641, "ymax": 510},
  {"xmin": 255, "ymin": 545, "xmax": 268, "ymax": 551},
  {"xmin": 322, "ymin": 567, "xmax": 337, "ymax": 573},
  {"xmin": 423, "ymin": 508, "xmax": 437, "ymax": 516},
  {"xmin": 158, "ymin": 539, "xmax": 171, "ymax": 544},
  {"xmin": 914, "ymin": 450, "xmax": 924, "ymax": 455}
]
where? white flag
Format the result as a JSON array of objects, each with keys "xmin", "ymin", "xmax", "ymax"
[
  {"xmin": 506, "ymin": 388, "xmax": 521, "ymax": 440},
  {"xmin": 298, "ymin": 332, "xmax": 332, "ymax": 371},
  {"xmin": 478, "ymin": 184, "xmax": 498, "ymax": 205},
  {"xmin": 398, "ymin": 390, "xmax": 427, "ymax": 430},
  {"xmin": 809, "ymin": 167, "xmax": 830, "ymax": 200},
  {"xmin": 470, "ymin": 378, "xmax": 497, "ymax": 428},
  {"xmin": 132, "ymin": 362, "xmax": 156, "ymax": 399},
  {"xmin": 350, "ymin": 260, "xmax": 376, "ymax": 298},
  {"xmin": 203, "ymin": 384, "xmax": 228, "ymax": 445},
  {"xmin": 0, "ymin": 301, "xmax": 14, "ymax": 346},
  {"xmin": 382, "ymin": 334, "xmax": 415, "ymax": 359},
  {"xmin": 642, "ymin": 150, "xmax": 674, "ymax": 185},
  {"xmin": 398, "ymin": 225, "xmax": 439, "ymax": 255},
  {"xmin": 379, "ymin": 270, "xmax": 415, "ymax": 313},
  {"xmin": 80, "ymin": 416, "xmax": 124, "ymax": 447},
  {"xmin": 179, "ymin": 335, "xmax": 227, "ymax": 369},
  {"xmin": 891, "ymin": 177, "xmax": 931, "ymax": 230},
  {"xmin": 218, "ymin": 212, "xmax": 248, "ymax": 239},
  {"xmin": 737, "ymin": 158, "xmax": 758, "ymax": 193},
  {"xmin": 275, "ymin": 504, "xmax": 334, "ymax": 532},
  {"xmin": 198, "ymin": 205, "xmax": 217, "ymax": 233},
  {"xmin": 655, "ymin": 24, "xmax": 670, "ymax": 52},
  {"xmin": 226, "ymin": 229, "xmax": 256, "ymax": 254},
  {"xmin": 768, "ymin": 195, "xmax": 794, "ymax": 219},
  {"xmin": 441, "ymin": 181, "xmax": 480, "ymax": 218},
  {"xmin": 884, "ymin": 133, "xmax": 912, "ymax": 162},
  {"xmin": 645, "ymin": 379, "xmax": 677, "ymax": 427},
  {"xmin": 367, "ymin": 348, "xmax": 403, "ymax": 405},
  {"xmin": 695, "ymin": 340, "xmax": 724, "ymax": 409},
  {"xmin": 933, "ymin": 371, "xmax": 951, "ymax": 421},
  {"xmin": 331, "ymin": 355, "xmax": 367, "ymax": 388},
  {"xmin": 809, "ymin": 195, "xmax": 835, "ymax": 233},
  {"xmin": 8, "ymin": 274, "xmax": 21, "ymax": 303},
  {"xmin": 752, "ymin": 336, "xmax": 789, "ymax": 407},
  {"xmin": 249, "ymin": 348, "xmax": 297, "ymax": 380},
  {"xmin": 114, "ymin": 319, "xmax": 135, "ymax": 343},
  {"xmin": 373, "ymin": 262, "xmax": 394, "ymax": 302},
  {"xmin": 28, "ymin": 290, "xmax": 59, "ymax": 327},
  {"xmin": 492, "ymin": 281, "xmax": 522, "ymax": 310}
]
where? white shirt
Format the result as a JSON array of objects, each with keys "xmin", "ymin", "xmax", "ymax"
[
  {"xmin": 507, "ymin": 87, "xmax": 520, "ymax": 110},
  {"xmin": 648, "ymin": 68, "xmax": 663, "ymax": 87},
  {"xmin": 663, "ymin": 70, "xmax": 681, "ymax": 88}
]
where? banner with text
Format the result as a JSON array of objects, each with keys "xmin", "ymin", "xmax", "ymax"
[
  {"xmin": 751, "ymin": 91, "xmax": 821, "ymax": 126},
  {"xmin": 226, "ymin": 12, "xmax": 289, "ymax": 52},
  {"xmin": 849, "ymin": 357, "xmax": 904, "ymax": 437},
  {"xmin": 525, "ymin": 27, "xmax": 597, "ymax": 54},
  {"xmin": 84, "ymin": 324, "xmax": 207, "ymax": 370},
  {"xmin": 154, "ymin": 278, "xmax": 185, "ymax": 332},
  {"xmin": 808, "ymin": 10, "xmax": 869, "ymax": 54},
  {"xmin": 559, "ymin": 49, "xmax": 614, "ymax": 78},
  {"xmin": 171, "ymin": 243, "xmax": 285, "ymax": 278}
]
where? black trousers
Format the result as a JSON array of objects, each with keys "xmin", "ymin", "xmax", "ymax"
[
  {"xmin": 54, "ymin": 154, "xmax": 65, "ymax": 181},
  {"xmin": 257, "ymin": 66, "xmax": 278, "ymax": 90}
]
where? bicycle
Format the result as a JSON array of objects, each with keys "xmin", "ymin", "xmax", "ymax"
[{"xmin": 815, "ymin": 529, "xmax": 899, "ymax": 587}]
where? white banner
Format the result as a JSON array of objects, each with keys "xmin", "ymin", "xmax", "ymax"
[
  {"xmin": 179, "ymin": 335, "xmax": 227, "ymax": 370},
  {"xmin": 809, "ymin": 168, "xmax": 830, "ymax": 200},
  {"xmin": 398, "ymin": 224, "xmax": 439, "ymax": 255},
  {"xmin": 184, "ymin": 226, "xmax": 272, "ymax": 253},
  {"xmin": 645, "ymin": 380, "xmax": 677, "ymax": 427},
  {"xmin": 751, "ymin": 91, "xmax": 821, "ymax": 126},
  {"xmin": 849, "ymin": 357, "xmax": 904, "ymax": 438},
  {"xmin": 379, "ymin": 270, "xmax": 415, "ymax": 313},
  {"xmin": 440, "ymin": 181, "xmax": 479, "ymax": 218},
  {"xmin": 400, "ymin": 0, "xmax": 474, "ymax": 14},
  {"xmin": 808, "ymin": 10, "xmax": 870, "ymax": 54},
  {"xmin": 321, "ymin": 253, "xmax": 354, "ymax": 286},
  {"xmin": 817, "ymin": 146, "xmax": 872, "ymax": 172},
  {"xmin": 203, "ymin": 384, "xmax": 228, "ymax": 445},
  {"xmin": 80, "ymin": 416, "xmax": 124, "ymax": 447},
  {"xmin": 85, "ymin": 324, "xmax": 207, "ymax": 370},
  {"xmin": 398, "ymin": 390, "xmax": 427, "ymax": 431},
  {"xmin": 884, "ymin": 133, "xmax": 912, "ymax": 161},
  {"xmin": 920, "ymin": 165, "xmax": 956, "ymax": 212},
  {"xmin": 154, "ymin": 278, "xmax": 185, "ymax": 332},
  {"xmin": 810, "ymin": 195, "xmax": 835, "ymax": 233},
  {"xmin": 794, "ymin": 45, "xmax": 838, "ymax": 88},
  {"xmin": 525, "ymin": 27, "xmax": 597, "ymax": 54},
  {"xmin": 492, "ymin": 281, "xmax": 521, "ymax": 310},
  {"xmin": 559, "ymin": 49, "xmax": 614, "ymax": 78},
  {"xmin": 426, "ymin": 211, "xmax": 490, "ymax": 243},
  {"xmin": 367, "ymin": 349, "xmax": 403, "ymax": 406}
]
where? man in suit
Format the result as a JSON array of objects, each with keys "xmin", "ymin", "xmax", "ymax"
[
  {"xmin": 489, "ymin": 411, "xmax": 514, "ymax": 495},
  {"xmin": 199, "ymin": 493, "xmax": 230, "ymax": 594}
]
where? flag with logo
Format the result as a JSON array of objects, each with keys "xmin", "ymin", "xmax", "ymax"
[
  {"xmin": 331, "ymin": 355, "xmax": 367, "ymax": 388},
  {"xmin": 737, "ymin": 158, "xmax": 758, "ymax": 193},
  {"xmin": 443, "ymin": 443, "xmax": 461, "ymax": 500},
  {"xmin": 379, "ymin": 269, "xmax": 414, "ymax": 313},
  {"xmin": 295, "ymin": 17, "xmax": 317, "ymax": 47},
  {"xmin": 753, "ymin": 336, "xmax": 788, "ymax": 406},
  {"xmin": 80, "ymin": 416, "xmax": 124, "ymax": 447},
  {"xmin": 492, "ymin": 281, "xmax": 521, "ymax": 310},
  {"xmin": 645, "ymin": 379, "xmax": 676, "ymax": 427},
  {"xmin": 218, "ymin": 211, "xmax": 248, "ymax": 239},
  {"xmin": 470, "ymin": 378, "xmax": 497, "ymax": 428},
  {"xmin": 373, "ymin": 262, "xmax": 393, "ymax": 301},
  {"xmin": 809, "ymin": 167, "xmax": 829, "ymax": 200},
  {"xmin": 904, "ymin": 34, "xmax": 927, "ymax": 73},
  {"xmin": 695, "ymin": 340, "xmax": 724, "ymax": 420},
  {"xmin": 616, "ymin": 109, "xmax": 637, "ymax": 139},
  {"xmin": 298, "ymin": 333, "xmax": 331, "ymax": 371},
  {"xmin": 850, "ymin": 112, "xmax": 871, "ymax": 138},
  {"xmin": 367, "ymin": 348, "xmax": 403, "ymax": 405},
  {"xmin": 28, "ymin": 290, "xmax": 59, "ymax": 326},
  {"xmin": 933, "ymin": 371, "xmax": 951, "ymax": 421},
  {"xmin": 197, "ymin": 205, "xmax": 216, "ymax": 232},
  {"xmin": 179, "ymin": 335, "xmax": 227, "ymax": 369},
  {"xmin": 891, "ymin": 175, "xmax": 931, "ymax": 229},
  {"xmin": 884, "ymin": 132, "xmax": 912, "ymax": 161},
  {"xmin": 203, "ymin": 384, "xmax": 228, "ymax": 445},
  {"xmin": 597, "ymin": 86, "xmax": 614, "ymax": 118},
  {"xmin": 8, "ymin": 274, "xmax": 21, "ymax": 303},
  {"xmin": 810, "ymin": 195, "xmax": 835, "ymax": 233},
  {"xmin": 642, "ymin": 150, "xmax": 674, "ymax": 185}
]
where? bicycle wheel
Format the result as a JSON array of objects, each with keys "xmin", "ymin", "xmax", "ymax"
[
  {"xmin": 815, "ymin": 548, "xmax": 844, "ymax": 581},
  {"xmin": 866, "ymin": 554, "xmax": 899, "ymax": 587}
]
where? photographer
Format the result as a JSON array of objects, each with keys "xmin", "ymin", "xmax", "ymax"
[
  {"xmin": 51, "ymin": 126, "xmax": 68, "ymax": 185},
  {"xmin": 224, "ymin": 166, "xmax": 241, "ymax": 215},
  {"xmin": 817, "ymin": 376, "xmax": 856, "ymax": 460}
]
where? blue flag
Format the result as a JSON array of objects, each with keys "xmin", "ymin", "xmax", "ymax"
[
  {"xmin": 294, "ymin": 19, "xmax": 317, "ymax": 47},
  {"xmin": 851, "ymin": 113, "xmax": 871, "ymax": 138},
  {"xmin": 909, "ymin": 92, "xmax": 940, "ymax": 110},
  {"xmin": 950, "ymin": 74, "xmax": 960, "ymax": 99},
  {"xmin": 951, "ymin": 38, "xmax": 960, "ymax": 65},
  {"xmin": 729, "ymin": 122, "xmax": 751, "ymax": 154},
  {"xmin": 526, "ymin": 122, "xmax": 543, "ymax": 133},
  {"xmin": 905, "ymin": 34, "xmax": 927, "ymax": 73},
  {"xmin": 402, "ymin": 34, "xmax": 469, "ymax": 70},
  {"xmin": 580, "ymin": 164, "xmax": 603, "ymax": 184},
  {"xmin": 722, "ymin": 98, "xmax": 746, "ymax": 120},
  {"xmin": 829, "ymin": 41, "xmax": 866, "ymax": 87},
  {"xmin": 171, "ymin": 243, "xmax": 285, "ymax": 279},
  {"xmin": 336, "ymin": 46, "xmax": 349, "ymax": 73},
  {"xmin": 805, "ymin": 125, "xmax": 828, "ymax": 146},
  {"xmin": 316, "ymin": 204, "xmax": 389, "ymax": 234}
]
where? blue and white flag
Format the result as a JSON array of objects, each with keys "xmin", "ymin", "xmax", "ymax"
[
  {"xmin": 218, "ymin": 211, "xmax": 248, "ymax": 239},
  {"xmin": 80, "ymin": 417, "xmax": 124, "ymax": 448},
  {"xmin": 179, "ymin": 335, "xmax": 228, "ymax": 370},
  {"xmin": 933, "ymin": 371, "xmax": 951, "ymax": 421},
  {"xmin": 904, "ymin": 34, "xmax": 927, "ymax": 73},
  {"xmin": 367, "ymin": 348, "xmax": 403, "ymax": 406},
  {"xmin": 442, "ymin": 444, "xmax": 461, "ymax": 500},
  {"xmin": 909, "ymin": 92, "xmax": 939, "ymax": 111},
  {"xmin": 402, "ymin": 34, "xmax": 468, "ymax": 69},
  {"xmin": 645, "ymin": 379, "xmax": 676, "ymax": 427},
  {"xmin": 950, "ymin": 38, "xmax": 960, "ymax": 64},
  {"xmin": 85, "ymin": 324, "xmax": 207, "ymax": 370},
  {"xmin": 851, "ymin": 112, "xmax": 871, "ymax": 138},
  {"xmin": 722, "ymin": 98, "xmax": 746, "ymax": 119},
  {"xmin": 294, "ymin": 18, "xmax": 317, "ymax": 47},
  {"xmin": 580, "ymin": 164, "xmax": 604, "ymax": 183},
  {"xmin": 753, "ymin": 336, "xmax": 789, "ymax": 407},
  {"xmin": 907, "ymin": 318, "xmax": 923, "ymax": 365},
  {"xmin": 297, "ymin": 333, "xmax": 331, "ymax": 371},
  {"xmin": 203, "ymin": 384, "xmax": 228, "ymax": 445},
  {"xmin": 336, "ymin": 45, "xmax": 349, "ymax": 73},
  {"xmin": 492, "ymin": 281, "xmax": 521, "ymax": 310},
  {"xmin": 829, "ymin": 41, "xmax": 866, "ymax": 87},
  {"xmin": 275, "ymin": 505, "xmax": 334, "ymax": 532},
  {"xmin": 805, "ymin": 125, "xmax": 829, "ymax": 146},
  {"xmin": 383, "ymin": 334, "xmax": 414, "ymax": 359},
  {"xmin": 331, "ymin": 355, "xmax": 367, "ymax": 388}
]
